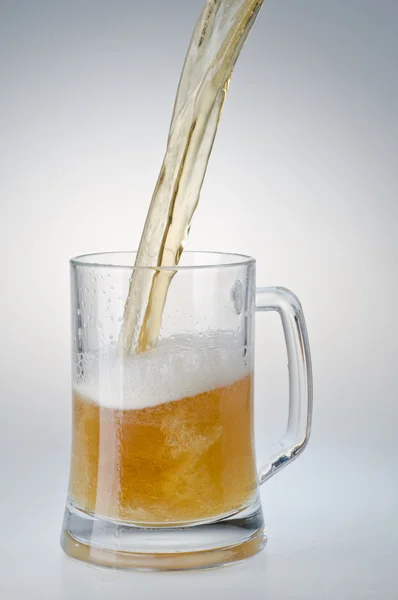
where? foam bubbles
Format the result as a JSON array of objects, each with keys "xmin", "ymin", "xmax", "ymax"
[{"xmin": 74, "ymin": 331, "xmax": 251, "ymax": 410}]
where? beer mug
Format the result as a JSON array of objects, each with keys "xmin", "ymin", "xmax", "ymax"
[{"xmin": 61, "ymin": 252, "xmax": 312, "ymax": 570}]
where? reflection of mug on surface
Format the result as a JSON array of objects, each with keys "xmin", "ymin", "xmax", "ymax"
[{"xmin": 61, "ymin": 252, "xmax": 312, "ymax": 570}]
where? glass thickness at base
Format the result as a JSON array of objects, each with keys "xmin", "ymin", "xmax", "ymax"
[{"xmin": 61, "ymin": 499, "xmax": 266, "ymax": 571}]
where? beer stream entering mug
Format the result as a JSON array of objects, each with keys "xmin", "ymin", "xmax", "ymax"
[{"xmin": 119, "ymin": 0, "xmax": 264, "ymax": 356}]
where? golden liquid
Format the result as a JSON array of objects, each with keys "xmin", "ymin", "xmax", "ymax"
[
  {"xmin": 119, "ymin": 0, "xmax": 264, "ymax": 356},
  {"xmin": 69, "ymin": 375, "xmax": 257, "ymax": 524}
]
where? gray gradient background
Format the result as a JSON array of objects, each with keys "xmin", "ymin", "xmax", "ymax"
[{"xmin": 0, "ymin": 1, "xmax": 397, "ymax": 598}]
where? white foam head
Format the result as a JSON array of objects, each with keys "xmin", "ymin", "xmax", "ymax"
[{"xmin": 74, "ymin": 331, "xmax": 251, "ymax": 410}]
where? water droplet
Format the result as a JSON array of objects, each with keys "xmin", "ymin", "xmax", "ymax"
[{"xmin": 231, "ymin": 280, "xmax": 243, "ymax": 315}]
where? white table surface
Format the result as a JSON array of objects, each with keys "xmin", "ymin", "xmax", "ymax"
[{"xmin": 2, "ymin": 426, "xmax": 396, "ymax": 599}]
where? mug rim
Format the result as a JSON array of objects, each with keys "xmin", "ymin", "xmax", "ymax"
[{"xmin": 70, "ymin": 250, "xmax": 256, "ymax": 271}]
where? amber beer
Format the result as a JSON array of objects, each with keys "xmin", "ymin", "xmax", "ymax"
[{"xmin": 69, "ymin": 373, "xmax": 257, "ymax": 524}]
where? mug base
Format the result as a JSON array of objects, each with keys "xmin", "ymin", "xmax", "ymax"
[{"xmin": 60, "ymin": 499, "xmax": 266, "ymax": 571}]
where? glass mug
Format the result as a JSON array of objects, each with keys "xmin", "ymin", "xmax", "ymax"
[{"xmin": 61, "ymin": 252, "xmax": 312, "ymax": 570}]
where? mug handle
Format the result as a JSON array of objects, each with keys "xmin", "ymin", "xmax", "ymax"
[{"xmin": 255, "ymin": 287, "xmax": 313, "ymax": 484}]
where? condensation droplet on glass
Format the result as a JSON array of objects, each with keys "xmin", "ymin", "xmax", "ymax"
[{"xmin": 231, "ymin": 280, "xmax": 243, "ymax": 315}]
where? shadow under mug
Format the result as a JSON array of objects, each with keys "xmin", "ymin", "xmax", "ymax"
[{"xmin": 61, "ymin": 251, "xmax": 312, "ymax": 570}]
